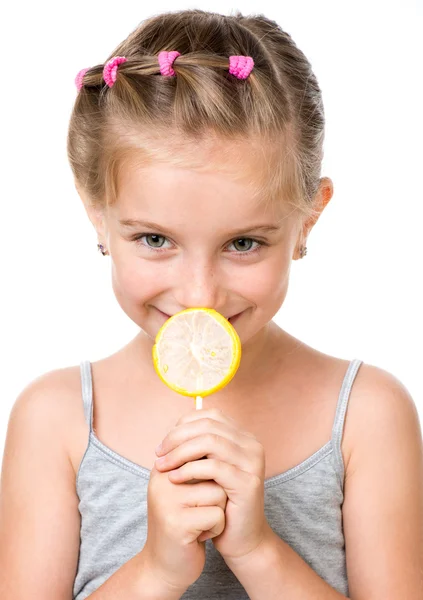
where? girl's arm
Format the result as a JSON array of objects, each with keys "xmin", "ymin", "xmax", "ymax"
[
  {"xmin": 341, "ymin": 365, "xmax": 423, "ymax": 599},
  {"xmin": 223, "ymin": 364, "xmax": 423, "ymax": 599},
  {"xmin": 0, "ymin": 370, "xmax": 186, "ymax": 600}
]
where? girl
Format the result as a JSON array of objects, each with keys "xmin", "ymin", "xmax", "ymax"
[{"xmin": 0, "ymin": 8, "xmax": 422, "ymax": 600}]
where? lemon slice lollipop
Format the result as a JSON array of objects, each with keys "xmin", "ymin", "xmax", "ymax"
[{"xmin": 152, "ymin": 308, "xmax": 241, "ymax": 409}]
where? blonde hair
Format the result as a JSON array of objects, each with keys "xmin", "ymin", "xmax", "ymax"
[{"xmin": 67, "ymin": 9, "xmax": 325, "ymax": 222}]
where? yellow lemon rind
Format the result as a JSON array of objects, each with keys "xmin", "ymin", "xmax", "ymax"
[{"xmin": 152, "ymin": 308, "xmax": 241, "ymax": 398}]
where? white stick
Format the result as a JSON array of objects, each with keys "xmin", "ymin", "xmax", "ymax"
[{"xmin": 195, "ymin": 372, "xmax": 203, "ymax": 410}]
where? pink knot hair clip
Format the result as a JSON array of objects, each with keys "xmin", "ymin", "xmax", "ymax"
[
  {"xmin": 229, "ymin": 55, "xmax": 254, "ymax": 79},
  {"xmin": 158, "ymin": 50, "xmax": 181, "ymax": 76},
  {"xmin": 103, "ymin": 56, "xmax": 127, "ymax": 87},
  {"xmin": 75, "ymin": 51, "xmax": 254, "ymax": 92},
  {"xmin": 157, "ymin": 50, "xmax": 254, "ymax": 79},
  {"xmin": 75, "ymin": 56, "xmax": 128, "ymax": 92},
  {"xmin": 75, "ymin": 67, "xmax": 90, "ymax": 92}
]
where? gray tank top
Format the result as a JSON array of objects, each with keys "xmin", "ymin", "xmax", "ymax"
[{"xmin": 73, "ymin": 358, "xmax": 363, "ymax": 599}]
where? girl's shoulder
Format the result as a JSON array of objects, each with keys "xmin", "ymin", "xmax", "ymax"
[
  {"xmin": 339, "ymin": 359, "xmax": 420, "ymax": 478},
  {"xmin": 279, "ymin": 340, "xmax": 419, "ymax": 478},
  {"xmin": 8, "ymin": 364, "xmax": 88, "ymax": 474},
  {"xmin": 10, "ymin": 364, "xmax": 83, "ymax": 436}
]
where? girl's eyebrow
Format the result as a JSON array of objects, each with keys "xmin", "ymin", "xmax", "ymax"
[{"xmin": 119, "ymin": 218, "xmax": 281, "ymax": 237}]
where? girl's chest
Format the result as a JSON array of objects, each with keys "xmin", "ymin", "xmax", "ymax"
[{"xmin": 70, "ymin": 355, "xmax": 353, "ymax": 481}]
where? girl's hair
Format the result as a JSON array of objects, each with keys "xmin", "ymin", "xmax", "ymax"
[{"xmin": 67, "ymin": 9, "xmax": 325, "ymax": 221}]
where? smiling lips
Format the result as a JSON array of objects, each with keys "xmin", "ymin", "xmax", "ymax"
[{"xmin": 156, "ymin": 307, "xmax": 243, "ymax": 322}]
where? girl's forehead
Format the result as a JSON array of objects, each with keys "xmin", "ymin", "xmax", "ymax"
[
  {"xmin": 110, "ymin": 164, "xmax": 299, "ymax": 239},
  {"xmin": 107, "ymin": 128, "xmax": 298, "ymax": 224},
  {"xmin": 116, "ymin": 160, "xmax": 283, "ymax": 219},
  {"xmin": 117, "ymin": 137, "xmax": 284, "ymax": 201},
  {"xmin": 114, "ymin": 126, "xmax": 284, "ymax": 183}
]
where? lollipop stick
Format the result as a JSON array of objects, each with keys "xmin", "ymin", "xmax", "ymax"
[{"xmin": 196, "ymin": 373, "xmax": 203, "ymax": 410}]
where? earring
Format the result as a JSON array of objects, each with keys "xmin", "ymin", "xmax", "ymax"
[
  {"xmin": 299, "ymin": 245, "xmax": 307, "ymax": 258},
  {"xmin": 97, "ymin": 243, "xmax": 109, "ymax": 256}
]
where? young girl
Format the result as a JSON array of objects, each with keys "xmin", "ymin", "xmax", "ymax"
[{"xmin": 0, "ymin": 8, "xmax": 422, "ymax": 600}]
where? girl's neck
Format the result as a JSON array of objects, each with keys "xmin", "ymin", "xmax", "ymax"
[{"xmin": 122, "ymin": 320, "xmax": 303, "ymax": 396}]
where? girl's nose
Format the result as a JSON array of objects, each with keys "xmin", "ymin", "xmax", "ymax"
[{"xmin": 173, "ymin": 260, "xmax": 226, "ymax": 310}]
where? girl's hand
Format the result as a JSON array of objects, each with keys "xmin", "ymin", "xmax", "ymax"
[
  {"xmin": 154, "ymin": 407, "xmax": 273, "ymax": 563},
  {"xmin": 142, "ymin": 462, "xmax": 227, "ymax": 592}
]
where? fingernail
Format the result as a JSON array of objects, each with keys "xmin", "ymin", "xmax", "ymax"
[{"xmin": 155, "ymin": 443, "xmax": 163, "ymax": 455}]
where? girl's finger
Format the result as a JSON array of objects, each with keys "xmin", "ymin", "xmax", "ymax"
[
  {"xmin": 157, "ymin": 417, "xmax": 251, "ymax": 457},
  {"xmin": 175, "ymin": 407, "xmax": 237, "ymax": 428},
  {"xmin": 155, "ymin": 433, "xmax": 250, "ymax": 473},
  {"xmin": 168, "ymin": 458, "xmax": 257, "ymax": 498},
  {"xmin": 182, "ymin": 480, "xmax": 228, "ymax": 511}
]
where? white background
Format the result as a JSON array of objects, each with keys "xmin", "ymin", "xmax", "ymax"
[{"xmin": 1, "ymin": 0, "xmax": 422, "ymax": 462}]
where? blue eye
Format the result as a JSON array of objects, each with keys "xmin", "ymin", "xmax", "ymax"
[{"xmin": 133, "ymin": 233, "xmax": 267, "ymax": 257}]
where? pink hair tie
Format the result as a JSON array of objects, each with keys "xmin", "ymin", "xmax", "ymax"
[
  {"xmin": 75, "ymin": 67, "xmax": 90, "ymax": 92},
  {"xmin": 103, "ymin": 56, "xmax": 127, "ymax": 88},
  {"xmin": 158, "ymin": 50, "xmax": 181, "ymax": 77},
  {"xmin": 229, "ymin": 55, "xmax": 254, "ymax": 79}
]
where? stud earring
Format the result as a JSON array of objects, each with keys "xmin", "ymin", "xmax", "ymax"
[
  {"xmin": 97, "ymin": 243, "xmax": 109, "ymax": 256},
  {"xmin": 299, "ymin": 245, "xmax": 308, "ymax": 258}
]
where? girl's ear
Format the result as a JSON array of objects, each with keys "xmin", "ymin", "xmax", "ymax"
[
  {"xmin": 305, "ymin": 176, "xmax": 333, "ymax": 231},
  {"xmin": 293, "ymin": 176, "xmax": 334, "ymax": 259}
]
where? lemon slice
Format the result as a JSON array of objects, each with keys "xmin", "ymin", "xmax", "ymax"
[{"xmin": 152, "ymin": 308, "xmax": 241, "ymax": 408}]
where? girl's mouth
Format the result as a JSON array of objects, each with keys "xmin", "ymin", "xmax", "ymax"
[
  {"xmin": 228, "ymin": 311, "xmax": 243, "ymax": 323},
  {"xmin": 155, "ymin": 307, "xmax": 244, "ymax": 323}
]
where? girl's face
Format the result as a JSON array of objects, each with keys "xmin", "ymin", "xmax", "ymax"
[
  {"xmin": 83, "ymin": 136, "xmax": 329, "ymax": 371},
  {"xmin": 100, "ymin": 157, "xmax": 303, "ymax": 352}
]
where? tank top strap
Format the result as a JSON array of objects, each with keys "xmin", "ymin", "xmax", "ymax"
[
  {"xmin": 331, "ymin": 358, "xmax": 363, "ymax": 485},
  {"xmin": 79, "ymin": 360, "xmax": 93, "ymax": 434}
]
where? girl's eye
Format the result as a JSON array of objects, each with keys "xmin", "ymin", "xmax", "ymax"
[
  {"xmin": 133, "ymin": 234, "xmax": 266, "ymax": 257},
  {"xmin": 228, "ymin": 238, "xmax": 258, "ymax": 253},
  {"xmin": 140, "ymin": 234, "xmax": 169, "ymax": 249}
]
